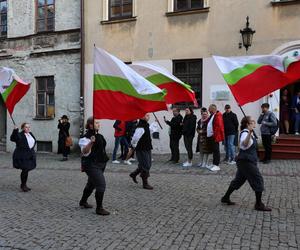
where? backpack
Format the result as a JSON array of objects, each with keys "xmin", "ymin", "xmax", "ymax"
[{"xmin": 269, "ymin": 114, "xmax": 279, "ymax": 135}]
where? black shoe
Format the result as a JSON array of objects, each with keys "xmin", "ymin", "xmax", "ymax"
[
  {"xmin": 60, "ymin": 157, "xmax": 68, "ymax": 161},
  {"xmin": 221, "ymin": 196, "xmax": 236, "ymax": 205},
  {"xmin": 142, "ymin": 177, "xmax": 153, "ymax": 190},
  {"xmin": 129, "ymin": 173, "xmax": 138, "ymax": 184},
  {"xmin": 79, "ymin": 202, "xmax": 93, "ymax": 209},
  {"xmin": 255, "ymin": 203, "xmax": 272, "ymax": 211},
  {"xmin": 20, "ymin": 184, "xmax": 30, "ymax": 192},
  {"xmin": 96, "ymin": 208, "xmax": 110, "ymax": 216}
]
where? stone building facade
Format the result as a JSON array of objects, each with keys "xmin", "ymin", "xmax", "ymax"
[
  {"xmin": 83, "ymin": 0, "xmax": 300, "ymax": 154},
  {"xmin": 0, "ymin": 0, "xmax": 81, "ymax": 153}
]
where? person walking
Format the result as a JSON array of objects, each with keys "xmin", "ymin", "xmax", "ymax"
[
  {"xmin": 112, "ymin": 120, "xmax": 129, "ymax": 164},
  {"xmin": 207, "ymin": 104, "xmax": 225, "ymax": 171},
  {"xmin": 164, "ymin": 108, "xmax": 183, "ymax": 164},
  {"xmin": 182, "ymin": 107, "xmax": 197, "ymax": 168},
  {"xmin": 221, "ymin": 116, "xmax": 272, "ymax": 211},
  {"xmin": 10, "ymin": 123, "xmax": 36, "ymax": 192},
  {"xmin": 57, "ymin": 115, "xmax": 71, "ymax": 161},
  {"xmin": 196, "ymin": 107, "xmax": 212, "ymax": 168},
  {"xmin": 79, "ymin": 117, "xmax": 110, "ymax": 216},
  {"xmin": 292, "ymin": 90, "xmax": 300, "ymax": 135},
  {"xmin": 129, "ymin": 114, "xmax": 154, "ymax": 190},
  {"xmin": 257, "ymin": 103, "xmax": 277, "ymax": 164},
  {"xmin": 223, "ymin": 105, "xmax": 239, "ymax": 165}
]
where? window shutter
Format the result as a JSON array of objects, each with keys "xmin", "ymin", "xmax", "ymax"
[
  {"xmin": 168, "ymin": 0, "xmax": 174, "ymax": 12},
  {"xmin": 204, "ymin": 0, "xmax": 209, "ymax": 8},
  {"xmin": 132, "ymin": 0, "xmax": 137, "ymax": 17},
  {"xmin": 102, "ymin": 0, "xmax": 109, "ymax": 21}
]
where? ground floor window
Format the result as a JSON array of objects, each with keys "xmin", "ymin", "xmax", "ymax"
[{"xmin": 173, "ymin": 59, "xmax": 202, "ymax": 108}]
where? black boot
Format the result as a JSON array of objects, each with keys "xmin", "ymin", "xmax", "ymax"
[
  {"xmin": 221, "ymin": 185, "xmax": 236, "ymax": 205},
  {"xmin": 141, "ymin": 172, "xmax": 153, "ymax": 190},
  {"xmin": 79, "ymin": 187, "xmax": 93, "ymax": 208},
  {"xmin": 255, "ymin": 192, "xmax": 272, "ymax": 211},
  {"xmin": 20, "ymin": 171, "xmax": 30, "ymax": 192},
  {"xmin": 95, "ymin": 191, "xmax": 110, "ymax": 216},
  {"xmin": 129, "ymin": 168, "xmax": 140, "ymax": 184}
]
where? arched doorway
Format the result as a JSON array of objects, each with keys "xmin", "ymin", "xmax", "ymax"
[{"xmin": 271, "ymin": 41, "xmax": 300, "ymax": 135}]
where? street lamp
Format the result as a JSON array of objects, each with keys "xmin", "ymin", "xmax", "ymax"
[{"xmin": 240, "ymin": 16, "xmax": 255, "ymax": 51}]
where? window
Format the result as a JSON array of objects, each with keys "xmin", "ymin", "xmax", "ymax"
[
  {"xmin": 37, "ymin": 141, "xmax": 52, "ymax": 152},
  {"xmin": 109, "ymin": 0, "xmax": 133, "ymax": 20},
  {"xmin": 36, "ymin": 0, "xmax": 55, "ymax": 33},
  {"xmin": 173, "ymin": 59, "xmax": 202, "ymax": 107},
  {"xmin": 0, "ymin": 0, "xmax": 7, "ymax": 37},
  {"xmin": 174, "ymin": 0, "xmax": 204, "ymax": 11},
  {"xmin": 36, "ymin": 76, "xmax": 55, "ymax": 118}
]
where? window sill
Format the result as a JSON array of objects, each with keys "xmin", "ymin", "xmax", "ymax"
[
  {"xmin": 166, "ymin": 7, "xmax": 209, "ymax": 17},
  {"xmin": 100, "ymin": 17, "xmax": 137, "ymax": 25},
  {"xmin": 33, "ymin": 117, "xmax": 55, "ymax": 121},
  {"xmin": 271, "ymin": 0, "xmax": 300, "ymax": 6}
]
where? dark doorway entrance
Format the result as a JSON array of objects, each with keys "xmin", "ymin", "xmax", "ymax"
[{"xmin": 280, "ymin": 81, "xmax": 300, "ymax": 135}]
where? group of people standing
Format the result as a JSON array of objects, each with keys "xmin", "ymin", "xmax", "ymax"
[{"xmin": 164, "ymin": 104, "xmax": 238, "ymax": 172}]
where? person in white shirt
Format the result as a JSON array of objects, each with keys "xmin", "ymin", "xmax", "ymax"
[
  {"xmin": 78, "ymin": 117, "xmax": 110, "ymax": 216},
  {"xmin": 10, "ymin": 123, "xmax": 36, "ymax": 192},
  {"xmin": 128, "ymin": 114, "xmax": 154, "ymax": 190},
  {"xmin": 221, "ymin": 116, "xmax": 272, "ymax": 212}
]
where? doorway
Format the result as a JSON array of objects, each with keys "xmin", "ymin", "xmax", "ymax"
[{"xmin": 280, "ymin": 81, "xmax": 300, "ymax": 135}]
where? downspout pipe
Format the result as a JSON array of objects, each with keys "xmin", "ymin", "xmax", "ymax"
[{"xmin": 80, "ymin": 0, "xmax": 85, "ymax": 136}]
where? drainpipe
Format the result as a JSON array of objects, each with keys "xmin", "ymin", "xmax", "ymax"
[{"xmin": 80, "ymin": 0, "xmax": 85, "ymax": 136}]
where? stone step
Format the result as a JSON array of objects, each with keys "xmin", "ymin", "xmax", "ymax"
[
  {"xmin": 272, "ymin": 143, "xmax": 300, "ymax": 152},
  {"xmin": 258, "ymin": 149, "xmax": 300, "ymax": 160},
  {"xmin": 0, "ymin": 143, "xmax": 6, "ymax": 152}
]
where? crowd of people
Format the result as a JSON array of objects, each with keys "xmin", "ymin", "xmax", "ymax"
[{"xmin": 9, "ymin": 102, "xmax": 279, "ymax": 215}]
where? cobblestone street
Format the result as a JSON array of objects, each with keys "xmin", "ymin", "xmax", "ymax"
[{"xmin": 1, "ymin": 153, "xmax": 300, "ymax": 250}]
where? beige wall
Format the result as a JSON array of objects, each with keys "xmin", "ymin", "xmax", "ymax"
[{"xmin": 84, "ymin": 0, "xmax": 300, "ymax": 62}]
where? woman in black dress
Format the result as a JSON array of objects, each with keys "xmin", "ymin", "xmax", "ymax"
[
  {"xmin": 10, "ymin": 123, "xmax": 36, "ymax": 192},
  {"xmin": 79, "ymin": 117, "xmax": 110, "ymax": 216},
  {"xmin": 57, "ymin": 115, "xmax": 71, "ymax": 161}
]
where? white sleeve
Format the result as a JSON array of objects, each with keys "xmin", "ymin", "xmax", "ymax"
[
  {"xmin": 79, "ymin": 137, "xmax": 92, "ymax": 156},
  {"xmin": 150, "ymin": 122, "xmax": 159, "ymax": 133},
  {"xmin": 239, "ymin": 131, "xmax": 253, "ymax": 150},
  {"xmin": 131, "ymin": 128, "xmax": 145, "ymax": 148}
]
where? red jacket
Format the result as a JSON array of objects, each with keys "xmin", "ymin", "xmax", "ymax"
[
  {"xmin": 213, "ymin": 111, "xmax": 225, "ymax": 142},
  {"xmin": 114, "ymin": 120, "xmax": 126, "ymax": 137}
]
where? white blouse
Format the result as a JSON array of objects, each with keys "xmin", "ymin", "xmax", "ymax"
[{"xmin": 25, "ymin": 133, "xmax": 35, "ymax": 149}]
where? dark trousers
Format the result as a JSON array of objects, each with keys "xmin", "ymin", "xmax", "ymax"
[
  {"xmin": 170, "ymin": 136, "xmax": 181, "ymax": 162},
  {"xmin": 261, "ymin": 134, "xmax": 272, "ymax": 161},
  {"xmin": 212, "ymin": 141, "xmax": 220, "ymax": 166},
  {"xmin": 20, "ymin": 170, "xmax": 29, "ymax": 185},
  {"xmin": 136, "ymin": 150, "xmax": 152, "ymax": 177},
  {"xmin": 229, "ymin": 160, "xmax": 264, "ymax": 192},
  {"xmin": 83, "ymin": 163, "xmax": 106, "ymax": 193},
  {"xmin": 184, "ymin": 136, "xmax": 194, "ymax": 160}
]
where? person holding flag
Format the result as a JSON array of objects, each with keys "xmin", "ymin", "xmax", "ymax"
[
  {"xmin": 10, "ymin": 123, "xmax": 36, "ymax": 192},
  {"xmin": 79, "ymin": 117, "xmax": 110, "ymax": 216},
  {"xmin": 129, "ymin": 113, "xmax": 154, "ymax": 190},
  {"xmin": 221, "ymin": 116, "xmax": 271, "ymax": 212}
]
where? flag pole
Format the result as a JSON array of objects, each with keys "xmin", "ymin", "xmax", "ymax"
[
  {"xmin": 152, "ymin": 112, "xmax": 163, "ymax": 130},
  {"xmin": 9, "ymin": 113, "xmax": 16, "ymax": 126},
  {"xmin": 238, "ymin": 104, "xmax": 258, "ymax": 139}
]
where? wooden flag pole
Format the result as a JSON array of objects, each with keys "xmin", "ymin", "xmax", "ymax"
[
  {"xmin": 152, "ymin": 112, "xmax": 163, "ymax": 130},
  {"xmin": 238, "ymin": 105, "xmax": 258, "ymax": 139},
  {"xmin": 9, "ymin": 113, "xmax": 16, "ymax": 126}
]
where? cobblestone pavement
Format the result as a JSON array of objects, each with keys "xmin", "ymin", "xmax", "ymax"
[{"xmin": 1, "ymin": 152, "xmax": 300, "ymax": 250}]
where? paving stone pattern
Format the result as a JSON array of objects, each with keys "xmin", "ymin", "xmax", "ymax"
[{"xmin": 0, "ymin": 153, "xmax": 300, "ymax": 250}]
